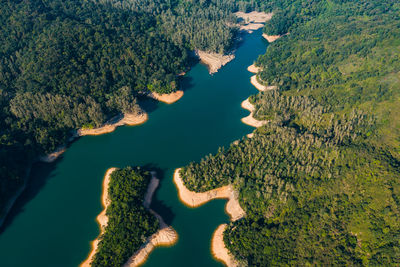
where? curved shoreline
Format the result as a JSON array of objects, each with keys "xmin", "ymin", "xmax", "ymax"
[
  {"xmin": 125, "ymin": 171, "xmax": 178, "ymax": 266},
  {"xmin": 81, "ymin": 167, "xmax": 116, "ymax": 267},
  {"xmin": 247, "ymin": 64, "xmax": 261, "ymax": 73},
  {"xmin": 173, "ymin": 168, "xmax": 245, "ymax": 221},
  {"xmin": 211, "ymin": 224, "xmax": 238, "ymax": 267},
  {"xmin": 81, "ymin": 169, "xmax": 178, "ymax": 267},
  {"xmin": 262, "ymin": 33, "xmax": 282, "ymax": 43},
  {"xmin": 250, "ymin": 75, "xmax": 277, "ymax": 91},
  {"xmin": 78, "ymin": 112, "xmax": 148, "ymax": 136},
  {"xmin": 196, "ymin": 50, "xmax": 235, "ymax": 74},
  {"xmin": 149, "ymin": 90, "xmax": 184, "ymax": 104},
  {"xmin": 241, "ymin": 99, "xmax": 268, "ymax": 128},
  {"xmin": 173, "ymin": 168, "xmax": 244, "ymax": 267}
]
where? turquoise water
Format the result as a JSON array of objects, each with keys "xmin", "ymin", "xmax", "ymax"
[{"xmin": 0, "ymin": 30, "xmax": 268, "ymax": 266}]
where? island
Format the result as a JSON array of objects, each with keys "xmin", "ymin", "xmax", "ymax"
[{"xmin": 81, "ymin": 167, "xmax": 177, "ymax": 267}]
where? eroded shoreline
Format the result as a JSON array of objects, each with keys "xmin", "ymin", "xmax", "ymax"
[
  {"xmin": 173, "ymin": 168, "xmax": 244, "ymax": 266},
  {"xmin": 81, "ymin": 167, "xmax": 116, "ymax": 267},
  {"xmin": 241, "ymin": 99, "xmax": 268, "ymax": 128},
  {"xmin": 81, "ymin": 169, "xmax": 177, "ymax": 267}
]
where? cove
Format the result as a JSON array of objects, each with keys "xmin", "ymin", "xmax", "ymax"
[{"xmin": 0, "ymin": 29, "xmax": 268, "ymax": 267}]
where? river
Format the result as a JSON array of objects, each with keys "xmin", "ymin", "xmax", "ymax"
[{"xmin": 0, "ymin": 29, "xmax": 268, "ymax": 267}]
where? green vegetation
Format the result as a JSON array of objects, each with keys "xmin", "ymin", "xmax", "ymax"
[
  {"xmin": 180, "ymin": 0, "xmax": 400, "ymax": 265},
  {"xmin": 0, "ymin": 0, "xmax": 266, "ymax": 222},
  {"xmin": 92, "ymin": 167, "xmax": 159, "ymax": 267}
]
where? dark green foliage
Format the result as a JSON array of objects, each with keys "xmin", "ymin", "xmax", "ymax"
[
  {"xmin": 91, "ymin": 167, "xmax": 159, "ymax": 267},
  {"xmin": 180, "ymin": 0, "xmax": 400, "ymax": 265},
  {"xmin": 0, "ymin": 0, "xmax": 190, "ymax": 218}
]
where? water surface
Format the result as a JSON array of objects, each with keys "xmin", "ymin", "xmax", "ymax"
[{"xmin": 0, "ymin": 30, "xmax": 268, "ymax": 267}]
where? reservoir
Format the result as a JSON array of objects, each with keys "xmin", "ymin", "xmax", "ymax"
[{"xmin": 0, "ymin": 29, "xmax": 268, "ymax": 267}]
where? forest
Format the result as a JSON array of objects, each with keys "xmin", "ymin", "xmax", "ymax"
[
  {"xmin": 91, "ymin": 167, "xmax": 159, "ymax": 266},
  {"xmin": 0, "ymin": 0, "xmax": 264, "ymax": 222},
  {"xmin": 180, "ymin": 0, "xmax": 400, "ymax": 265}
]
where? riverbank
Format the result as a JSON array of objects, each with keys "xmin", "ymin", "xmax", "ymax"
[
  {"xmin": 174, "ymin": 168, "xmax": 245, "ymax": 267},
  {"xmin": 196, "ymin": 50, "xmax": 235, "ymax": 75},
  {"xmin": 78, "ymin": 112, "xmax": 148, "ymax": 136},
  {"xmin": 247, "ymin": 64, "xmax": 261, "ymax": 73},
  {"xmin": 250, "ymin": 75, "xmax": 277, "ymax": 91},
  {"xmin": 262, "ymin": 33, "xmax": 282, "ymax": 43},
  {"xmin": 81, "ymin": 167, "xmax": 116, "ymax": 267},
  {"xmin": 124, "ymin": 211, "xmax": 178, "ymax": 267},
  {"xmin": 81, "ymin": 170, "xmax": 177, "ymax": 267},
  {"xmin": 235, "ymin": 11, "xmax": 273, "ymax": 32},
  {"xmin": 241, "ymin": 99, "xmax": 268, "ymax": 128},
  {"xmin": 173, "ymin": 168, "xmax": 245, "ymax": 221},
  {"xmin": 149, "ymin": 90, "xmax": 184, "ymax": 104},
  {"xmin": 211, "ymin": 224, "xmax": 238, "ymax": 267},
  {"xmin": 125, "ymin": 172, "xmax": 178, "ymax": 266}
]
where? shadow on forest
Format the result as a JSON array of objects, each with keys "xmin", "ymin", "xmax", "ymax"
[
  {"xmin": 141, "ymin": 164, "xmax": 175, "ymax": 226},
  {"xmin": 0, "ymin": 157, "xmax": 61, "ymax": 234}
]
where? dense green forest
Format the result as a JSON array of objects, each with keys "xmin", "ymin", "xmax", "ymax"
[
  {"xmin": 180, "ymin": 0, "xmax": 400, "ymax": 265},
  {"xmin": 0, "ymin": 0, "xmax": 263, "ymax": 223},
  {"xmin": 91, "ymin": 167, "xmax": 159, "ymax": 266}
]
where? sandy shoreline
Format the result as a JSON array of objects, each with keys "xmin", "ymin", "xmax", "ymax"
[
  {"xmin": 81, "ymin": 169, "xmax": 177, "ymax": 267},
  {"xmin": 262, "ymin": 33, "xmax": 282, "ymax": 43},
  {"xmin": 125, "ymin": 172, "xmax": 178, "ymax": 266},
  {"xmin": 149, "ymin": 90, "xmax": 184, "ymax": 104},
  {"xmin": 247, "ymin": 64, "xmax": 261, "ymax": 73},
  {"xmin": 196, "ymin": 50, "xmax": 235, "ymax": 74},
  {"xmin": 78, "ymin": 112, "xmax": 148, "ymax": 136},
  {"xmin": 173, "ymin": 168, "xmax": 245, "ymax": 221},
  {"xmin": 124, "ymin": 211, "xmax": 178, "ymax": 267},
  {"xmin": 81, "ymin": 167, "xmax": 116, "ymax": 267},
  {"xmin": 174, "ymin": 168, "xmax": 245, "ymax": 267},
  {"xmin": 251, "ymin": 75, "xmax": 277, "ymax": 91},
  {"xmin": 241, "ymin": 99, "xmax": 268, "ymax": 128},
  {"xmin": 235, "ymin": 11, "xmax": 273, "ymax": 32},
  {"xmin": 211, "ymin": 224, "xmax": 239, "ymax": 267},
  {"xmin": 39, "ymin": 113, "xmax": 148, "ymax": 164}
]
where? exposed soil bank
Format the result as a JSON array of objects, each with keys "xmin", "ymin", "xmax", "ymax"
[
  {"xmin": 211, "ymin": 224, "xmax": 239, "ymax": 267},
  {"xmin": 173, "ymin": 168, "xmax": 245, "ymax": 221},
  {"xmin": 81, "ymin": 170, "xmax": 177, "ymax": 267},
  {"xmin": 173, "ymin": 168, "xmax": 245, "ymax": 267},
  {"xmin": 149, "ymin": 90, "xmax": 184, "ymax": 104},
  {"xmin": 250, "ymin": 75, "xmax": 277, "ymax": 91},
  {"xmin": 125, "ymin": 171, "xmax": 178, "ymax": 267},
  {"xmin": 78, "ymin": 113, "xmax": 148, "ymax": 136},
  {"xmin": 262, "ymin": 33, "xmax": 282, "ymax": 43},
  {"xmin": 196, "ymin": 50, "xmax": 235, "ymax": 75},
  {"xmin": 124, "ymin": 211, "xmax": 178, "ymax": 267},
  {"xmin": 241, "ymin": 99, "xmax": 268, "ymax": 128},
  {"xmin": 247, "ymin": 64, "xmax": 261, "ymax": 73},
  {"xmin": 81, "ymin": 167, "xmax": 116, "ymax": 267},
  {"xmin": 235, "ymin": 11, "xmax": 273, "ymax": 32}
]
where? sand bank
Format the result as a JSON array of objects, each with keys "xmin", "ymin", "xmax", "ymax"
[
  {"xmin": 78, "ymin": 113, "xmax": 148, "ymax": 136},
  {"xmin": 247, "ymin": 133, "xmax": 254, "ymax": 138},
  {"xmin": 39, "ymin": 146, "xmax": 67, "ymax": 163},
  {"xmin": 174, "ymin": 168, "xmax": 245, "ymax": 222},
  {"xmin": 251, "ymin": 75, "xmax": 277, "ymax": 91},
  {"xmin": 196, "ymin": 50, "xmax": 235, "ymax": 74},
  {"xmin": 81, "ymin": 167, "xmax": 116, "ymax": 267},
  {"xmin": 125, "ymin": 173, "xmax": 178, "ymax": 266},
  {"xmin": 241, "ymin": 98, "xmax": 268, "ymax": 128},
  {"xmin": 235, "ymin": 11, "xmax": 273, "ymax": 32},
  {"xmin": 149, "ymin": 90, "xmax": 184, "ymax": 104},
  {"xmin": 247, "ymin": 64, "xmax": 261, "ymax": 73},
  {"xmin": 262, "ymin": 33, "xmax": 282, "ymax": 43},
  {"xmin": 81, "ymin": 169, "xmax": 177, "ymax": 267},
  {"xmin": 124, "ymin": 211, "xmax": 178, "ymax": 267},
  {"xmin": 174, "ymin": 169, "xmax": 245, "ymax": 266},
  {"xmin": 211, "ymin": 224, "xmax": 239, "ymax": 267}
]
